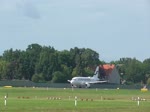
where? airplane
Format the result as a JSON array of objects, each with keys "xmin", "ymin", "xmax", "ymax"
[{"xmin": 68, "ymin": 66, "xmax": 107, "ymax": 88}]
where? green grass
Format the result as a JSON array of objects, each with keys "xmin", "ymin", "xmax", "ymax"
[{"xmin": 0, "ymin": 87, "xmax": 149, "ymax": 112}]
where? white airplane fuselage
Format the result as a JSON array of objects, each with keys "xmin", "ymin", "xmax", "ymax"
[{"xmin": 69, "ymin": 77, "xmax": 98, "ymax": 88}]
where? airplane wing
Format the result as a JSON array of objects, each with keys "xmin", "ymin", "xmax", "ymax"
[
  {"xmin": 89, "ymin": 80, "xmax": 107, "ymax": 84},
  {"xmin": 84, "ymin": 80, "xmax": 107, "ymax": 88}
]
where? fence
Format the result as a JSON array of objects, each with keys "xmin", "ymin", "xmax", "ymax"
[{"xmin": 0, "ymin": 80, "xmax": 149, "ymax": 89}]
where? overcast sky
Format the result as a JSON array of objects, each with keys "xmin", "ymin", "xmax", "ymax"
[{"xmin": 0, "ymin": 0, "xmax": 149, "ymax": 62}]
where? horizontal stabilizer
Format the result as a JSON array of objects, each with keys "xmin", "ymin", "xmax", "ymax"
[{"xmin": 67, "ymin": 80, "xmax": 71, "ymax": 82}]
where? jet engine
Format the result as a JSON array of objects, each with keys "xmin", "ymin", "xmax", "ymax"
[{"xmin": 85, "ymin": 83, "xmax": 90, "ymax": 88}]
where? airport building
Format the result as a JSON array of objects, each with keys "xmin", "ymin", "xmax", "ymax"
[{"xmin": 99, "ymin": 64, "xmax": 120, "ymax": 84}]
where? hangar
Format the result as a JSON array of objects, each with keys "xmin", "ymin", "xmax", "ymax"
[{"xmin": 99, "ymin": 64, "xmax": 120, "ymax": 84}]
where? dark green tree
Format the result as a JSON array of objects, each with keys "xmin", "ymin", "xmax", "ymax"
[
  {"xmin": 2, "ymin": 49, "xmax": 22, "ymax": 79},
  {"xmin": 0, "ymin": 59, "xmax": 8, "ymax": 79},
  {"xmin": 32, "ymin": 73, "xmax": 45, "ymax": 83},
  {"xmin": 25, "ymin": 44, "xmax": 42, "ymax": 80},
  {"xmin": 51, "ymin": 71, "xmax": 65, "ymax": 83},
  {"xmin": 35, "ymin": 46, "xmax": 57, "ymax": 81}
]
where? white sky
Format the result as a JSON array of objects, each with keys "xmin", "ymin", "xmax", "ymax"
[{"xmin": 0, "ymin": 0, "xmax": 150, "ymax": 62}]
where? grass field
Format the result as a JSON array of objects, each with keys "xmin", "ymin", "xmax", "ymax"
[{"xmin": 0, "ymin": 87, "xmax": 150, "ymax": 112}]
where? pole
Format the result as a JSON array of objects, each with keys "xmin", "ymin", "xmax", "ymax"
[
  {"xmin": 137, "ymin": 97, "xmax": 140, "ymax": 106},
  {"xmin": 4, "ymin": 95, "xmax": 7, "ymax": 106},
  {"xmin": 75, "ymin": 96, "xmax": 77, "ymax": 106}
]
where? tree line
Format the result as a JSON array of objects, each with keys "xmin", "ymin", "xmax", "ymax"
[
  {"xmin": 111, "ymin": 58, "xmax": 150, "ymax": 85},
  {"xmin": 0, "ymin": 43, "xmax": 150, "ymax": 85},
  {"xmin": 0, "ymin": 44, "xmax": 100, "ymax": 83}
]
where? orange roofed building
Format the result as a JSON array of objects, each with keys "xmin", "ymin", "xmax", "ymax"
[{"xmin": 99, "ymin": 64, "xmax": 120, "ymax": 84}]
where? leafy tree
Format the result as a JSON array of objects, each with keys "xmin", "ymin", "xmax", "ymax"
[
  {"xmin": 18, "ymin": 51, "xmax": 31, "ymax": 80},
  {"xmin": 143, "ymin": 58, "xmax": 150, "ymax": 74},
  {"xmin": 70, "ymin": 47, "xmax": 100, "ymax": 77},
  {"xmin": 32, "ymin": 73, "xmax": 45, "ymax": 83},
  {"xmin": 60, "ymin": 64, "xmax": 72, "ymax": 81},
  {"xmin": 51, "ymin": 71, "xmax": 65, "ymax": 83},
  {"xmin": 143, "ymin": 58, "xmax": 150, "ymax": 84},
  {"xmin": 147, "ymin": 78, "xmax": 150, "ymax": 85},
  {"xmin": 35, "ymin": 46, "xmax": 58, "ymax": 81},
  {"xmin": 83, "ymin": 67, "xmax": 94, "ymax": 77},
  {"xmin": 0, "ymin": 60, "xmax": 8, "ymax": 79},
  {"xmin": 113, "ymin": 58, "xmax": 145, "ymax": 84},
  {"xmin": 57, "ymin": 50, "xmax": 71, "ymax": 67},
  {"xmin": 25, "ymin": 44, "xmax": 42, "ymax": 80},
  {"xmin": 2, "ymin": 49, "xmax": 22, "ymax": 79}
]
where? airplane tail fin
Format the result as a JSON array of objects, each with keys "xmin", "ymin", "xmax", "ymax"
[{"xmin": 92, "ymin": 66, "xmax": 99, "ymax": 79}]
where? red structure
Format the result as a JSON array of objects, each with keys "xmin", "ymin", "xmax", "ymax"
[{"xmin": 99, "ymin": 64, "xmax": 120, "ymax": 84}]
